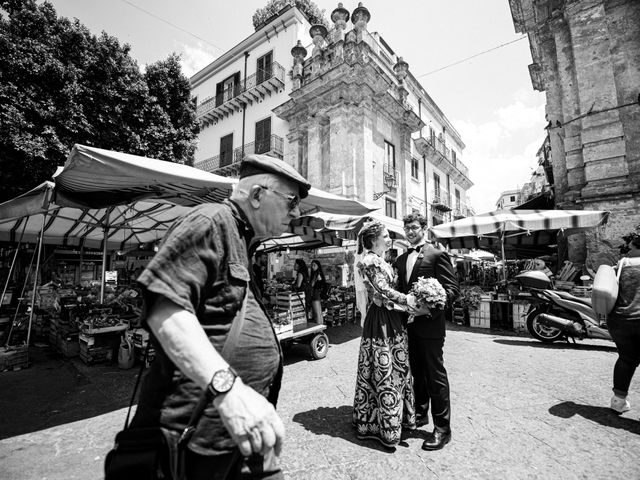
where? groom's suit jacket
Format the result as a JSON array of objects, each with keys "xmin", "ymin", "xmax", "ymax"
[{"xmin": 395, "ymin": 244, "xmax": 459, "ymax": 339}]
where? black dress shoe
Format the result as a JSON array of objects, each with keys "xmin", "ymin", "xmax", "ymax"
[{"xmin": 421, "ymin": 430, "xmax": 451, "ymax": 451}]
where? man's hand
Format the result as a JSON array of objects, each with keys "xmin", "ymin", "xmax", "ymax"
[
  {"xmin": 412, "ymin": 303, "xmax": 432, "ymax": 317},
  {"xmin": 214, "ymin": 379, "xmax": 285, "ymax": 458}
]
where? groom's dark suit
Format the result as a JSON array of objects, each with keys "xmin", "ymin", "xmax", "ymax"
[{"xmin": 395, "ymin": 244, "xmax": 459, "ymax": 433}]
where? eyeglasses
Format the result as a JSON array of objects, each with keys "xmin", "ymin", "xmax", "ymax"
[
  {"xmin": 259, "ymin": 185, "xmax": 300, "ymax": 211},
  {"xmin": 403, "ymin": 225, "xmax": 423, "ymax": 232}
]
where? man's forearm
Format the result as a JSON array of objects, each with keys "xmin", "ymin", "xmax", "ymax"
[{"xmin": 147, "ymin": 296, "xmax": 230, "ymax": 389}]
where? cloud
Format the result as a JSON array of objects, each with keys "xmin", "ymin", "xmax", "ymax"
[
  {"xmin": 454, "ymin": 94, "xmax": 546, "ymax": 214},
  {"xmin": 179, "ymin": 42, "xmax": 217, "ymax": 78}
]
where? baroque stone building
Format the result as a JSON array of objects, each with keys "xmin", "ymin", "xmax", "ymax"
[
  {"xmin": 509, "ymin": 0, "xmax": 640, "ymax": 266},
  {"xmin": 191, "ymin": 3, "xmax": 472, "ymax": 227}
]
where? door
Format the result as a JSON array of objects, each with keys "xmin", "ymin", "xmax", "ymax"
[
  {"xmin": 220, "ymin": 133, "xmax": 233, "ymax": 167},
  {"xmin": 257, "ymin": 52, "xmax": 273, "ymax": 85},
  {"xmin": 255, "ymin": 117, "xmax": 271, "ymax": 154}
]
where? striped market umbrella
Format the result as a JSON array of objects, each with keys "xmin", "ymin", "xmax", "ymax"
[{"xmin": 430, "ymin": 209, "xmax": 610, "ymax": 279}]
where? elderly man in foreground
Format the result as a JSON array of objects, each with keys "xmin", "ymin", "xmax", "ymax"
[{"xmin": 129, "ymin": 154, "xmax": 310, "ymax": 479}]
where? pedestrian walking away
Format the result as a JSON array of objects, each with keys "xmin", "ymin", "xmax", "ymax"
[
  {"xmin": 394, "ymin": 213, "xmax": 459, "ymax": 451},
  {"xmin": 608, "ymin": 228, "xmax": 640, "ymax": 416},
  {"xmin": 123, "ymin": 154, "xmax": 310, "ymax": 479},
  {"xmin": 352, "ymin": 220, "xmax": 419, "ymax": 449}
]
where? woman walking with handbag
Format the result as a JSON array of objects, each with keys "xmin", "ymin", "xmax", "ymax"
[{"xmin": 609, "ymin": 230, "xmax": 640, "ymax": 415}]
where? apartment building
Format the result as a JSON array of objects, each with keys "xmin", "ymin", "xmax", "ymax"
[{"xmin": 191, "ymin": 2, "xmax": 472, "ymax": 226}]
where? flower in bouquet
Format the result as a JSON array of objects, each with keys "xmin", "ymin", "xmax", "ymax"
[{"xmin": 410, "ymin": 276, "xmax": 447, "ymax": 312}]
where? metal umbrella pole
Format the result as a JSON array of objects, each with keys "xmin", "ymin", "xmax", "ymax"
[
  {"xmin": 26, "ymin": 213, "xmax": 47, "ymax": 348},
  {"xmin": 100, "ymin": 207, "xmax": 114, "ymax": 304},
  {"xmin": 0, "ymin": 222, "xmax": 27, "ymax": 308},
  {"xmin": 500, "ymin": 228, "xmax": 508, "ymax": 282}
]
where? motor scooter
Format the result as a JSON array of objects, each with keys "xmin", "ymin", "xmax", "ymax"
[{"xmin": 515, "ymin": 271, "xmax": 612, "ymax": 344}]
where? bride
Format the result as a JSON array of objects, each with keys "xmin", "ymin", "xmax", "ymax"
[{"xmin": 352, "ymin": 220, "xmax": 417, "ymax": 448}]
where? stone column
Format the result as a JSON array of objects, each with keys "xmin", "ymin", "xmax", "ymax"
[
  {"xmin": 550, "ymin": 10, "xmax": 584, "ymax": 203},
  {"xmin": 567, "ymin": 1, "xmax": 629, "ymax": 199},
  {"xmin": 285, "ymin": 130, "xmax": 303, "ymax": 173},
  {"xmin": 307, "ymin": 116, "xmax": 327, "ymax": 189}
]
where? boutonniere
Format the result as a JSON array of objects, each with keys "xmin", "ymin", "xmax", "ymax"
[{"xmin": 417, "ymin": 253, "xmax": 424, "ymax": 260}]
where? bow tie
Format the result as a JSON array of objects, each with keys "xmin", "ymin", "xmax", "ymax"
[{"xmin": 407, "ymin": 245, "xmax": 424, "ymax": 254}]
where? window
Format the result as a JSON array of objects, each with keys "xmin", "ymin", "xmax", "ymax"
[
  {"xmin": 385, "ymin": 198, "xmax": 396, "ymax": 218},
  {"xmin": 429, "ymin": 127, "xmax": 436, "ymax": 146},
  {"xmin": 256, "ymin": 51, "xmax": 273, "ymax": 85},
  {"xmin": 433, "ymin": 173, "xmax": 441, "ymax": 199},
  {"xmin": 219, "ymin": 134, "xmax": 233, "ymax": 167},
  {"xmin": 510, "ymin": 195, "xmax": 516, "ymax": 202},
  {"xmin": 411, "ymin": 157, "xmax": 419, "ymax": 180},
  {"xmin": 384, "ymin": 141, "xmax": 395, "ymax": 170},
  {"xmin": 255, "ymin": 117, "xmax": 271, "ymax": 154},
  {"xmin": 446, "ymin": 174, "xmax": 451, "ymax": 204},
  {"xmin": 215, "ymin": 72, "xmax": 241, "ymax": 107},
  {"xmin": 455, "ymin": 189, "xmax": 461, "ymax": 210},
  {"xmin": 451, "ymin": 150, "xmax": 457, "ymax": 167}
]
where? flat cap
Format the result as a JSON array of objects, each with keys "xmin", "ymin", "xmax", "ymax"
[{"xmin": 239, "ymin": 154, "xmax": 311, "ymax": 198}]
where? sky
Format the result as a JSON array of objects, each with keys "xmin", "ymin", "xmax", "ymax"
[{"xmin": 46, "ymin": 0, "xmax": 547, "ymax": 214}]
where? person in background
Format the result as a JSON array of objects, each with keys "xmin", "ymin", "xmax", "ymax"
[
  {"xmin": 309, "ymin": 259, "xmax": 327, "ymax": 324},
  {"xmin": 253, "ymin": 253, "xmax": 268, "ymax": 301},
  {"xmin": 128, "ymin": 154, "xmax": 311, "ymax": 479},
  {"xmin": 608, "ymin": 230, "xmax": 640, "ymax": 415},
  {"xmin": 353, "ymin": 220, "xmax": 419, "ymax": 449},
  {"xmin": 292, "ymin": 258, "xmax": 310, "ymax": 313}
]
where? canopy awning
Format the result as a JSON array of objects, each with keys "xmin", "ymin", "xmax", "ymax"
[
  {"xmin": 53, "ymin": 144, "xmax": 378, "ymax": 216},
  {"xmin": 0, "ymin": 181, "xmax": 189, "ymax": 250}
]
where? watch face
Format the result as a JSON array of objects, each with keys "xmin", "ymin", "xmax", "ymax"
[{"xmin": 212, "ymin": 369, "xmax": 235, "ymax": 393}]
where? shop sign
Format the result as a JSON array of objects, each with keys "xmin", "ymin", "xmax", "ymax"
[{"xmin": 105, "ymin": 270, "xmax": 118, "ymax": 284}]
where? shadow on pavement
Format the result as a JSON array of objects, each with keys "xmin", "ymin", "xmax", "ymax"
[
  {"xmin": 0, "ymin": 345, "xmax": 139, "ymax": 440},
  {"xmin": 549, "ymin": 401, "xmax": 640, "ymax": 435},
  {"xmin": 325, "ymin": 323, "xmax": 362, "ymax": 345},
  {"xmin": 492, "ymin": 338, "xmax": 617, "ymax": 353},
  {"xmin": 292, "ymin": 404, "xmax": 406, "ymax": 452}
]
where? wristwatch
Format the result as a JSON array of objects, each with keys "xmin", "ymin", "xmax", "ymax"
[{"xmin": 207, "ymin": 367, "xmax": 238, "ymax": 398}]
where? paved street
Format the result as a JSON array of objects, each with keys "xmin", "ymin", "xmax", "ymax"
[{"xmin": 1, "ymin": 323, "xmax": 639, "ymax": 479}]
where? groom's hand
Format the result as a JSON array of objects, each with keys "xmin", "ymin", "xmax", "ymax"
[{"xmin": 413, "ymin": 304, "xmax": 431, "ymax": 317}]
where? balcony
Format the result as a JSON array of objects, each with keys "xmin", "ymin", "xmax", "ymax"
[
  {"xmin": 193, "ymin": 134, "xmax": 284, "ymax": 177},
  {"xmin": 383, "ymin": 163, "xmax": 399, "ymax": 193},
  {"xmin": 196, "ymin": 62, "xmax": 286, "ymax": 126},
  {"xmin": 414, "ymin": 136, "xmax": 472, "ymax": 190},
  {"xmin": 452, "ymin": 204, "xmax": 469, "ymax": 219},
  {"xmin": 431, "ymin": 189, "xmax": 452, "ymax": 212}
]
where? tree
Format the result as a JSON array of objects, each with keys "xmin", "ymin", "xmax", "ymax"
[
  {"xmin": 252, "ymin": 0, "xmax": 328, "ymax": 31},
  {"xmin": 0, "ymin": 0, "xmax": 200, "ymax": 203}
]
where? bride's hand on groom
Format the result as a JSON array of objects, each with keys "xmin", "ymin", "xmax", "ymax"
[{"xmin": 406, "ymin": 295, "xmax": 431, "ymax": 316}]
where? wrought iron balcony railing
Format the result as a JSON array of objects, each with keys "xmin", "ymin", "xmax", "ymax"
[
  {"xmin": 194, "ymin": 135, "xmax": 284, "ymax": 174},
  {"xmin": 196, "ymin": 62, "xmax": 286, "ymax": 123},
  {"xmin": 431, "ymin": 189, "xmax": 452, "ymax": 212}
]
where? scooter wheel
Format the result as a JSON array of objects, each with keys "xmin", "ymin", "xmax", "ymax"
[{"xmin": 527, "ymin": 308, "xmax": 564, "ymax": 343}]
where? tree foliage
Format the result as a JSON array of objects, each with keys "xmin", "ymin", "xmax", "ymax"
[
  {"xmin": 252, "ymin": 0, "xmax": 328, "ymax": 30},
  {"xmin": 0, "ymin": 0, "xmax": 200, "ymax": 203}
]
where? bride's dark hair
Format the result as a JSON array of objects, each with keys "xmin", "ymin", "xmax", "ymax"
[{"xmin": 357, "ymin": 220, "xmax": 384, "ymax": 254}]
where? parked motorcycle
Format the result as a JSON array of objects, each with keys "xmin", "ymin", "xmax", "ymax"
[{"xmin": 515, "ymin": 271, "xmax": 612, "ymax": 344}]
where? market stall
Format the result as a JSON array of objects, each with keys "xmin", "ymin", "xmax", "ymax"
[
  {"xmin": 0, "ymin": 144, "xmax": 377, "ymax": 369},
  {"xmin": 431, "ymin": 208, "xmax": 610, "ymax": 332}
]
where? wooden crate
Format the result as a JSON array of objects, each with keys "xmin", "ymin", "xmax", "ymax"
[
  {"xmin": 512, "ymin": 302, "xmax": 529, "ymax": 332},
  {"xmin": 469, "ymin": 301, "xmax": 491, "ymax": 329},
  {"xmin": 0, "ymin": 345, "xmax": 28, "ymax": 371}
]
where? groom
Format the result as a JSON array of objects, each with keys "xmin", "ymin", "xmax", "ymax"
[{"xmin": 395, "ymin": 213, "xmax": 459, "ymax": 450}]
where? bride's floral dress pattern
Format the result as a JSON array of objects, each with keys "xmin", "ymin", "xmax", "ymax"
[{"xmin": 353, "ymin": 251, "xmax": 416, "ymax": 448}]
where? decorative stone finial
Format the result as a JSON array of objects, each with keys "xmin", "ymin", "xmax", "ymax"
[
  {"xmin": 393, "ymin": 57, "xmax": 409, "ymax": 82},
  {"xmin": 291, "ymin": 40, "xmax": 307, "ymax": 62},
  {"xmin": 351, "ymin": 2, "xmax": 371, "ymax": 28},
  {"xmin": 331, "ymin": 3, "xmax": 350, "ymax": 25},
  {"xmin": 309, "ymin": 24, "xmax": 328, "ymax": 57}
]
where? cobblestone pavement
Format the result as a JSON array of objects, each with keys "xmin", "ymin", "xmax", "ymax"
[{"xmin": 1, "ymin": 323, "xmax": 639, "ymax": 479}]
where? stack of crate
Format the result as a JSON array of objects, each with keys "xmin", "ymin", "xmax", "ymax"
[
  {"xmin": 511, "ymin": 302, "xmax": 529, "ymax": 332},
  {"xmin": 78, "ymin": 330, "xmax": 120, "ymax": 365},
  {"xmin": 469, "ymin": 295, "xmax": 492, "ymax": 329},
  {"xmin": 275, "ymin": 292, "xmax": 307, "ymax": 326}
]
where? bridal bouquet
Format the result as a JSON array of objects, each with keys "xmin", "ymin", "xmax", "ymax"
[{"xmin": 410, "ymin": 277, "xmax": 447, "ymax": 314}]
